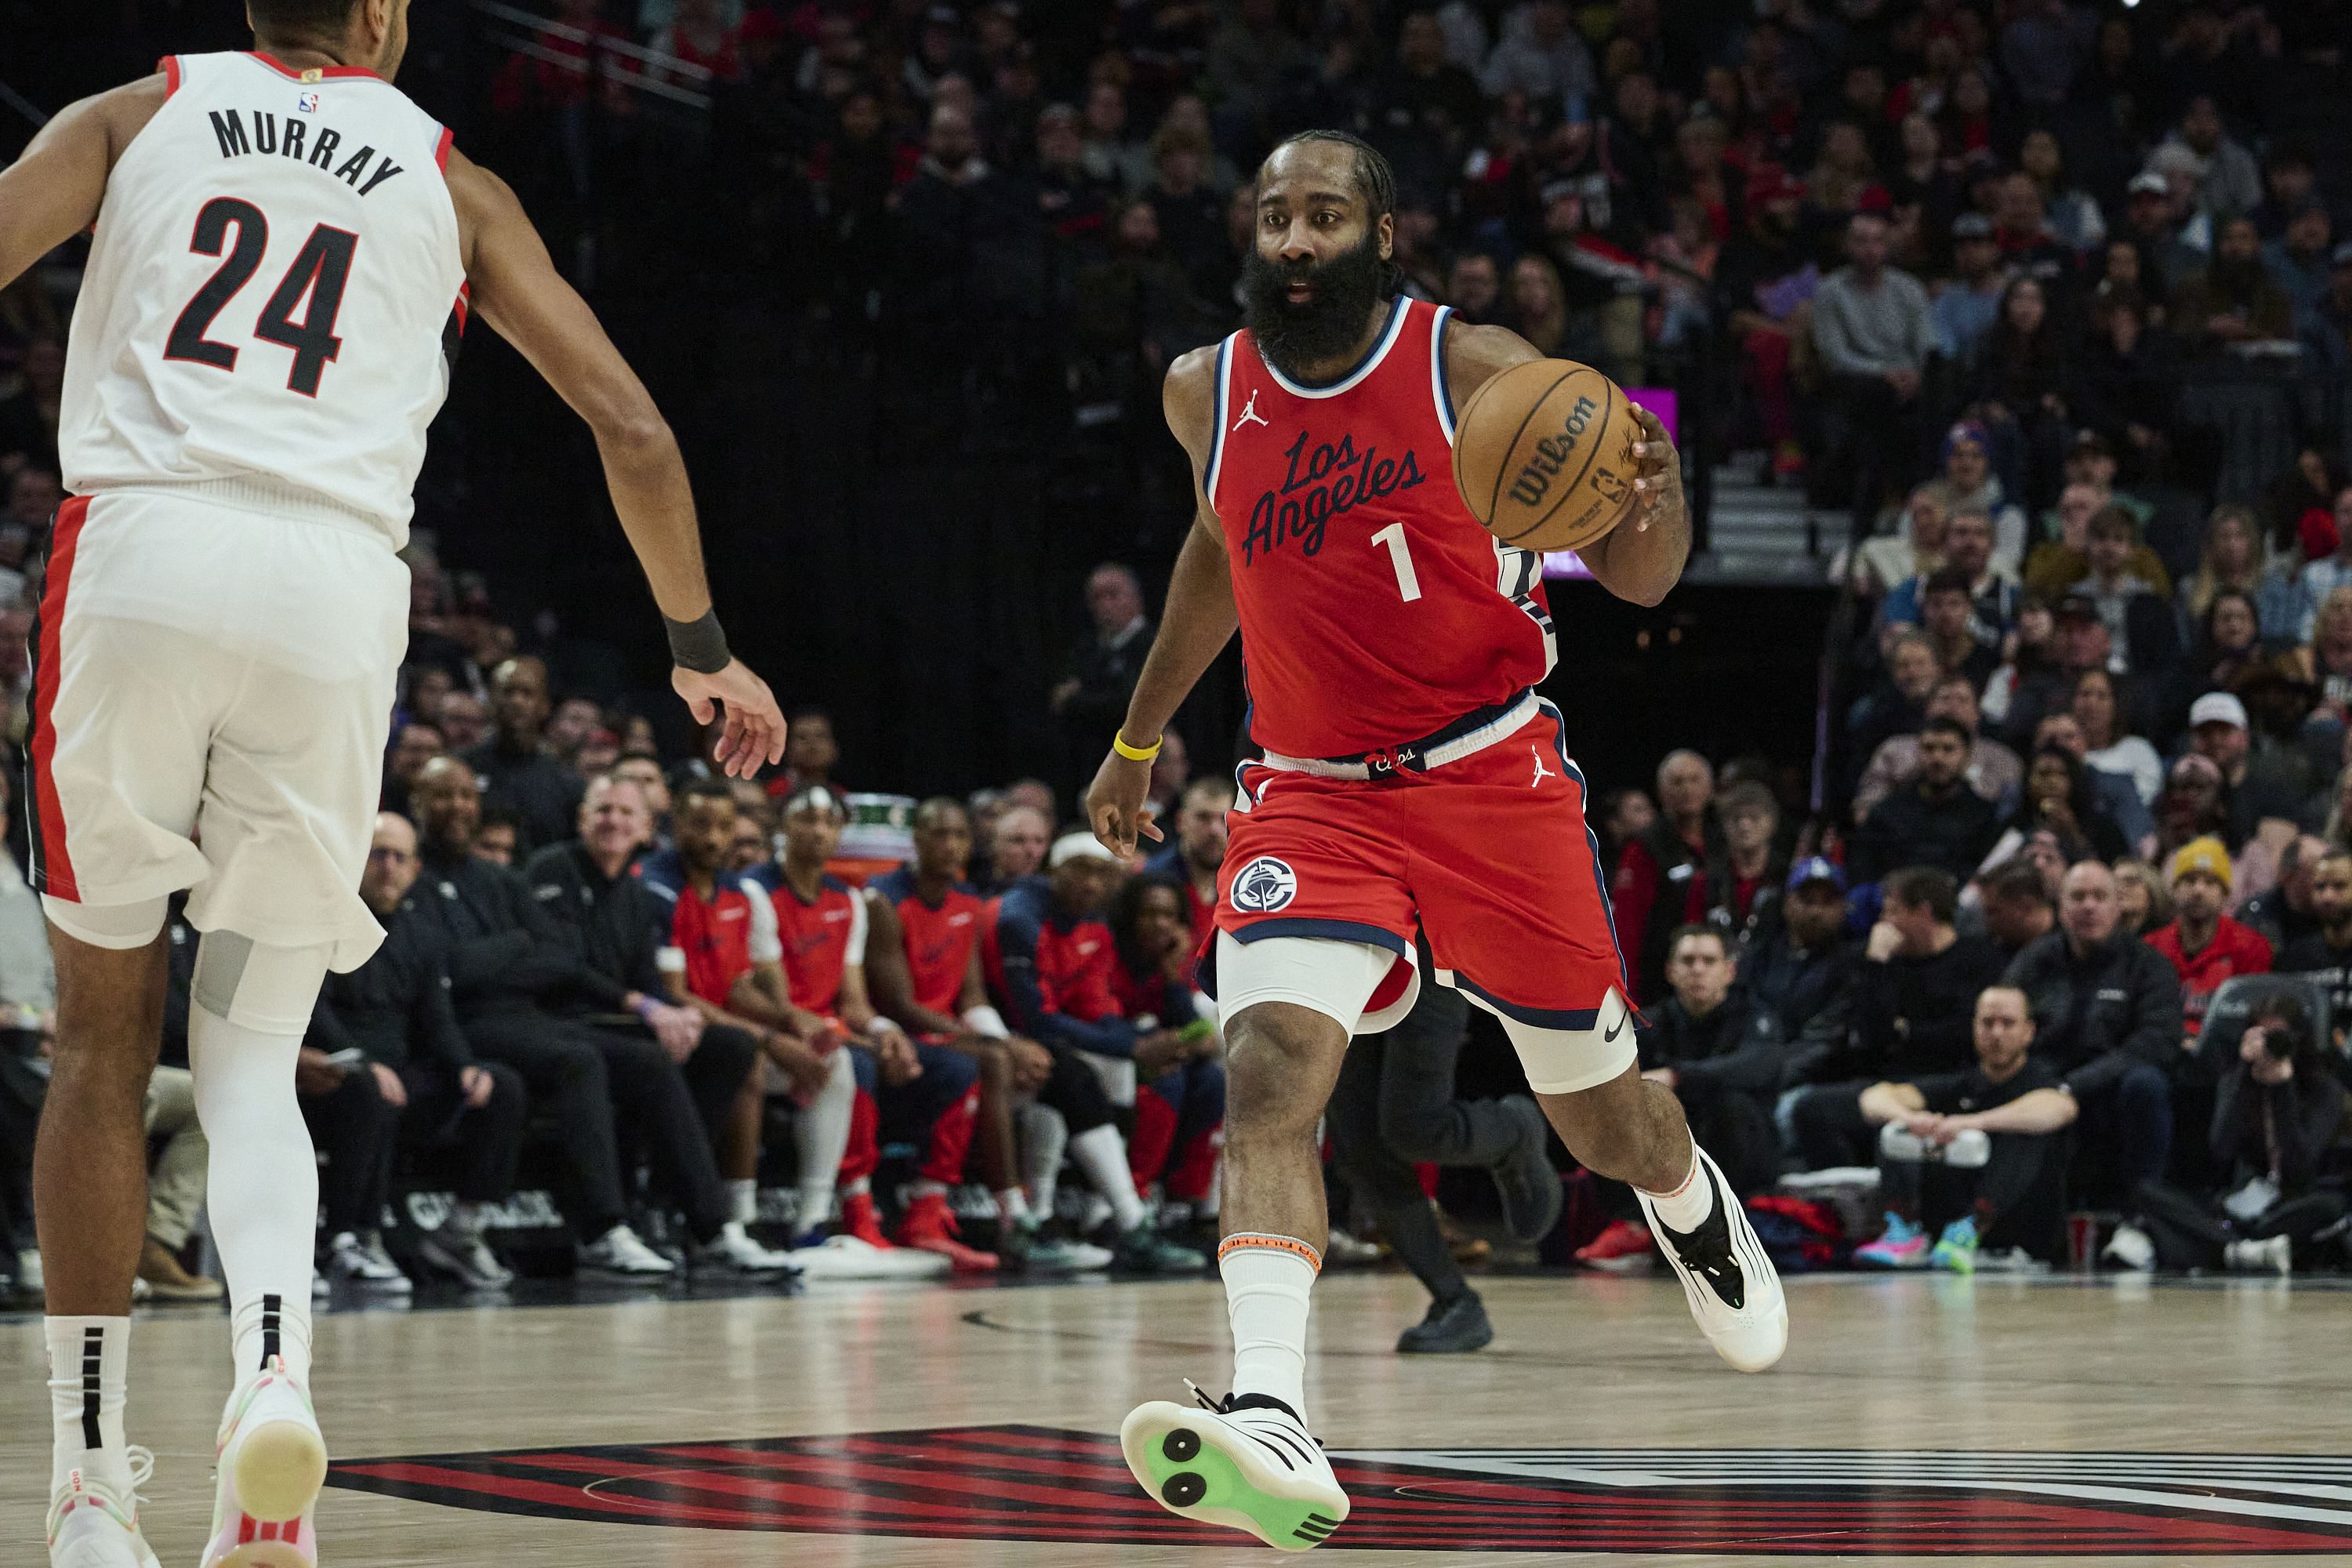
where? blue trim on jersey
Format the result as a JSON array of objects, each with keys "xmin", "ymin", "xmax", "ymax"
[
  {"xmin": 1430, "ymin": 305, "xmax": 1457, "ymax": 445},
  {"xmin": 1446, "ymin": 969, "xmax": 1602, "ymax": 1031},
  {"xmin": 1203, "ymin": 334, "xmax": 1236, "ymax": 511},
  {"xmin": 1542, "ymin": 699, "xmax": 1632, "ymax": 997},
  {"xmin": 1227, "ymin": 917, "xmax": 1410, "ymax": 957},
  {"xmin": 1260, "ymin": 296, "xmax": 1410, "ymax": 399}
]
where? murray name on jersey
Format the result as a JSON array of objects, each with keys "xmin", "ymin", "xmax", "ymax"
[
  {"xmin": 1242, "ymin": 428, "xmax": 1428, "ymax": 567},
  {"xmin": 204, "ymin": 104, "xmax": 409, "ymax": 197}
]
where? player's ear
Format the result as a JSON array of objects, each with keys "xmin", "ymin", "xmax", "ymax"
[{"xmin": 1377, "ymin": 211, "xmax": 1395, "ymax": 262}]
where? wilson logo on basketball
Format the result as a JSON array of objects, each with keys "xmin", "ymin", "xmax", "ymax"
[
  {"xmin": 1507, "ymin": 394, "xmax": 1601, "ymax": 509},
  {"xmin": 1243, "ymin": 430, "xmax": 1426, "ymax": 566},
  {"xmin": 1229, "ymin": 857, "xmax": 1298, "ymax": 913}
]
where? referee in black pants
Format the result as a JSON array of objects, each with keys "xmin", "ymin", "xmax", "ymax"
[{"xmin": 1325, "ymin": 955, "xmax": 1563, "ymax": 1354}]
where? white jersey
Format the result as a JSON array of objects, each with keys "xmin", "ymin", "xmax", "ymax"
[{"xmin": 60, "ymin": 51, "xmax": 466, "ymax": 547}]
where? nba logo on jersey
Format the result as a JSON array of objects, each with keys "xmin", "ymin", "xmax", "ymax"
[
  {"xmin": 296, "ymin": 90, "xmax": 321, "ymax": 113},
  {"xmin": 1230, "ymin": 857, "xmax": 1298, "ymax": 913}
]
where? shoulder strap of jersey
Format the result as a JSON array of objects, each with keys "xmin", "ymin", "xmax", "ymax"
[
  {"xmin": 158, "ymin": 56, "xmax": 184, "ymax": 97},
  {"xmin": 1202, "ymin": 332, "xmax": 1240, "ymax": 516},
  {"xmin": 1428, "ymin": 302, "xmax": 1458, "ymax": 448}
]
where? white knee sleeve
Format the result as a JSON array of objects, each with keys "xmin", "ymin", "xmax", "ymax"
[
  {"xmin": 192, "ymin": 931, "xmax": 333, "ymax": 1035},
  {"xmin": 1213, "ymin": 933, "xmax": 1415, "ymax": 1035},
  {"xmin": 1491, "ymin": 987, "xmax": 1639, "ymax": 1095},
  {"xmin": 42, "ymin": 895, "xmax": 167, "ymax": 950}
]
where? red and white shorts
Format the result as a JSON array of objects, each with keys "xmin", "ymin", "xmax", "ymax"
[
  {"xmin": 1207, "ymin": 697, "xmax": 1635, "ymax": 1092},
  {"xmin": 29, "ymin": 487, "xmax": 405, "ymax": 970}
]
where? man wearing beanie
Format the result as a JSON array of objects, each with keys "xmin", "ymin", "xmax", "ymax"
[{"xmin": 2143, "ymin": 837, "xmax": 2274, "ymax": 1045}]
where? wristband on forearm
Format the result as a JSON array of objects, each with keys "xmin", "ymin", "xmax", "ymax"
[
  {"xmin": 665, "ymin": 609, "xmax": 731, "ymax": 674},
  {"xmin": 961, "ymin": 1004, "xmax": 1010, "ymax": 1040}
]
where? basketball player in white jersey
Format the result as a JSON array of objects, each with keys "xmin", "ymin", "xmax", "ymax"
[{"xmin": 0, "ymin": 2, "xmax": 787, "ymax": 1563}]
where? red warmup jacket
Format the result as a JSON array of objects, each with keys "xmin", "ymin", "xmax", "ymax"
[
  {"xmin": 982, "ymin": 877, "xmax": 1138, "ymax": 1058},
  {"xmin": 2144, "ymin": 916, "xmax": 2273, "ymax": 1037}
]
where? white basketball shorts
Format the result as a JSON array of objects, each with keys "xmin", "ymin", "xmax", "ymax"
[{"xmin": 27, "ymin": 485, "xmax": 406, "ymax": 971}]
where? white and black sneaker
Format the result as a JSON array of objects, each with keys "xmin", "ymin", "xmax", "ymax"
[
  {"xmin": 1636, "ymin": 1146, "xmax": 1788, "ymax": 1373},
  {"xmin": 577, "ymin": 1224, "xmax": 679, "ymax": 1280},
  {"xmin": 322, "ymin": 1232, "xmax": 411, "ymax": 1294},
  {"xmin": 1121, "ymin": 1384, "xmax": 1348, "ymax": 1552},
  {"xmin": 416, "ymin": 1230, "xmax": 514, "ymax": 1290}
]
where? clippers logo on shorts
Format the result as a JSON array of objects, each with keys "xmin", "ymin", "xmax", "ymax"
[{"xmin": 1230, "ymin": 857, "xmax": 1298, "ymax": 913}]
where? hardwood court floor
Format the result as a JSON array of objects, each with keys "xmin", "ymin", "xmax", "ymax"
[{"xmin": 7, "ymin": 1269, "xmax": 2350, "ymax": 1566}]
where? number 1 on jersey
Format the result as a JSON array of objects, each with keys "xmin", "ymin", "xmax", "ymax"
[{"xmin": 1371, "ymin": 523, "xmax": 1423, "ymax": 603}]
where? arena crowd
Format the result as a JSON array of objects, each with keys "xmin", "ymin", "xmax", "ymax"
[{"xmin": 2, "ymin": 0, "xmax": 2350, "ymax": 1306}]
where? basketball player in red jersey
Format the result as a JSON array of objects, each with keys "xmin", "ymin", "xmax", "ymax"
[
  {"xmin": 0, "ymin": 3, "xmax": 782, "ymax": 1563},
  {"xmin": 1088, "ymin": 132, "xmax": 1786, "ymax": 1551}
]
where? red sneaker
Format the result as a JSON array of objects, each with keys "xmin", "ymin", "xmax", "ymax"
[
  {"xmin": 1573, "ymin": 1219, "xmax": 1655, "ymax": 1272},
  {"xmin": 838, "ymin": 1192, "xmax": 895, "ymax": 1250},
  {"xmin": 896, "ymin": 1192, "xmax": 999, "ymax": 1273}
]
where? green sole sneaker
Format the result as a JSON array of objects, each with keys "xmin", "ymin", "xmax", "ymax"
[{"xmin": 1120, "ymin": 1397, "xmax": 1349, "ymax": 1552}]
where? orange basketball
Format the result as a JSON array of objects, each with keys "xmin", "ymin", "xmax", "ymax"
[{"xmin": 1451, "ymin": 359, "xmax": 1640, "ymax": 552}]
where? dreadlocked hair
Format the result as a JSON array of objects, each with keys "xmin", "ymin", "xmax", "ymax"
[{"xmin": 1259, "ymin": 129, "xmax": 1405, "ymax": 296}]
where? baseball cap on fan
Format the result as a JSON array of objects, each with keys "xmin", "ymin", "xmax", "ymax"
[
  {"xmin": 1050, "ymin": 831, "xmax": 1119, "ymax": 868},
  {"xmin": 2187, "ymin": 692, "xmax": 2249, "ymax": 732},
  {"xmin": 1787, "ymin": 857, "xmax": 1846, "ymax": 894}
]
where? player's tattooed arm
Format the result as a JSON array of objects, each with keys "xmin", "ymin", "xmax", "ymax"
[
  {"xmin": 1443, "ymin": 321, "xmax": 1689, "ymax": 607},
  {"xmin": 1087, "ymin": 347, "xmax": 1240, "ymax": 858},
  {"xmin": 0, "ymin": 75, "xmax": 166, "ymax": 296}
]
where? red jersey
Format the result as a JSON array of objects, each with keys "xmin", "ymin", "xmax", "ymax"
[
  {"xmin": 636, "ymin": 850, "xmax": 781, "ymax": 1010},
  {"xmin": 1204, "ymin": 298, "xmax": 1556, "ymax": 758},
  {"xmin": 870, "ymin": 866, "xmax": 983, "ymax": 1016},
  {"xmin": 768, "ymin": 873, "xmax": 869, "ymax": 1015},
  {"xmin": 2146, "ymin": 917, "xmax": 2273, "ymax": 1037}
]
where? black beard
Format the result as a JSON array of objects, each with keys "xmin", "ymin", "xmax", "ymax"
[{"xmin": 1243, "ymin": 231, "xmax": 1390, "ymax": 380}]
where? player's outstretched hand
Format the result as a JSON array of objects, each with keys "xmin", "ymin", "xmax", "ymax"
[
  {"xmin": 674, "ymin": 659, "xmax": 788, "ymax": 779},
  {"xmin": 1625, "ymin": 406, "xmax": 1686, "ymax": 535},
  {"xmin": 1086, "ymin": 749, "xmax": 1163, "ymax": 859}
]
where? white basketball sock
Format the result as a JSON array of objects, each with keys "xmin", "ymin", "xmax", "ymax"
[
  {"xmin": 46, "ymin": 1316, "xmax": 132, "ymax": 1498},
  {"xmin": 1018, "ymin": 1103, "xmax": 1067, "ymax": 1217},
  {"xmin": 794, "ymin": 1051, "xmax": 856, "ymax": 1232},
  {"xmin": 190, "ymin": 1008, "xmax": 317, "ymax": 1383},
  {"xmin": 727, "ymin": 1178, "xmax": 758, "ymax": 1227},
  {"xmin": 1639, "ymin": 1137, "xmax": 1715, "ymax": 1232},
  {"xmin": 996, "ymin": 1186, "xmax": 1032, "ymax": 1224},
  {"xmin": 1069, "ymin": 1124, "xmax": 1147, "ymax": 1232},
  {"xmin": 1221, "ymin": 1236, "xmax": 1319, "ymax": 1421}
]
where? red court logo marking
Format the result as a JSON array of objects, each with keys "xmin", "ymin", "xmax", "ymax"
[{"xmin": 329, "ymin": 1428, "xmax": 2352, "ymax": 1554}]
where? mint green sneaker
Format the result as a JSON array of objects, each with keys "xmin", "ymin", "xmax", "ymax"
[
  {"xmin": 1120, "ymin": 1384, "xmax": 1348, "ymax": 1551},
  {"xmin": 1930, "ymin": 1216, "xmax": 1980, "ymax": 1275}
]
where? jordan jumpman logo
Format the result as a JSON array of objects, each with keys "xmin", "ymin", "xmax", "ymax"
[
  {"xmin": 1530, "ymin": 746, "xmax": 1554, "ymax": 788},
  {"xmin": 1232, "ymin": 390, "xmax": 1269, "ymax": 432}
]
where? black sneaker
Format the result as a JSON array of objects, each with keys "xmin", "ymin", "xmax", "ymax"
[
  {"xmin": 1396, "ymin": 1291, "xmax": 1493, "ymax": 1354},
  {"xmin": 1491, "ymin": 1097, "xmax": 1564, "ymax": 1242}
]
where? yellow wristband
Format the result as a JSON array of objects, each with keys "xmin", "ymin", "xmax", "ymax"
[{"xmin": 1112, "ymin": 730, "xmax": 1163, "ymax": 762}]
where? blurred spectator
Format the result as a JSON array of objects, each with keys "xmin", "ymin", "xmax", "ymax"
[
  {"xmin": 1916, "ymin": 422, "xmax": 2029, "ymax": 572},
  {"xmin": 2031, "ymin": 710, "xmax": 2158, "ymax": 851},
  {"xmin": 1203, "ymin": 0, "xmax": 1308, "ymax": 141},
  {"xmin": 1479, "ymin": 0, "xmax": 1596, "ymax": 112},
  {"xmin": 1929, "ymin": 214, "xmax": 2006, "ymax": 366},
  {"xmin": 2292, "ymin": 496, "xmax": 2352, "ymax": 639},
  {"xmin": 650, "ymin": 0, "xmax": 742, "ymax": 77},
  {"xmin": 2183, "ymin": 692, "xmax": 2302, "ymax": 856},
  {"xmin": 1976, "ymin": 857, "xmax": 2057, "ymax": 960},
  {"xmin": 984, "ymin": 803, "xmax": 1051, "ymax": 893},
  {"xmin": 307, "ymin": 813, "xmax": 528, "ymax": 1291},
  {"xmin": 382, "ymin": 721, "xmax": 443, "ymax": 821},
  {"xmin": 1853, "ymin": 717, "xmax": 2002, "ymax": 886},
  {"xmin": 2117, "ymin": 171, "xmax": 2204, "ymax": 299},
  {"xmin": 2002, "ymin": 859, "xmax": 2183, "ymax": 1252},
  {"xmin": 1813, "ymin": 212, "xmax": 1934, "ymax": 529},
  {"xmin": 1446, "ymin": 252, "xmax": 1504, "ymax": 324},
  {"xmin": 474, "ymin": 807, "xmax": 522, "ymax": 869},
  {"xmin": 1052, "ymin": 563, "xmax": 1152, "ymax": 786},
  {"xmin": 2180, "ymin": 506, "xmax": 2299, "ymax": 646},
  {"xmin": 1851, "ymin": 984, "xmax": 2078, "ymax": 1272},
  {"xmin": 437, "ymin": 691, "xmax": 489, "ymax": 753},
  {"xmin": 2072, "ymin": 670, "xmax": 2160, "ymax": 806},
  {"xmin": 2174, "ymin": 217, "xmax": 2296, "ymax": 354},
  {"xmin": 1597, "ymin": 788, "xmax": 1656, "ymax": 870},
  {"xmin": 1745, "ymin": 857, "xmax": 1858, "ymax": 1058},
  {"xmin": 2071, "ymin": 514, "xmax": 2181, "ymax": 678},
  {"xmin": 0, "ymin": 336, "xmax": 61, "ymax": 477},
  {"xmin": 1105, "ymin": 876, "xmax": 1224, "ymax": 1221},
  {"xmin": 2305, "ymin": 245, "xmax": 2352, "ymax": 374},
  {"xmin": 2270, "ymin": 848, "xmax": 2352, "ymax": 1044},
  {"xmin": 2193, "ymin": 590, "xmax": 2269, "ymax": 696},
  {"xmin": 1852, "ymin": 675, "xmax": 2021, "ymax": 824},
  {"xmin": 2018, "ymin": 129, "xmax": 2105, "ymax": 257},
  {"xmin": 1969, "ymin": 276, "xmax": 2074, "ymax": 510},
  {"xmin": 2136, "ymin": 993, "xmax": 2345, "ymax": 1274},
  {"xmin": 1994, "ymin": 744, "xmax": 2130, "ymax": 869},
  {"xmin": 2145, "ymin": 837, "xmax": 2271, "ymax": 1045},
  {"xmin": 2265, "ymin": 204, "xmax": 2335, "ymax": 325},
  {"xmin": 2074, "ymin": 299, "xmax": 2180, "ymax": 469},
  {"xmin": 1696, "ymin": 781, "xmax": 1784, "ymax": 946},
  {"xmin": 1613, "ymin": 749, "xmax": 1718, "ymax": 1004},
  {"xmin": 1847, "ymin": 631, "xmax": 1940, "ymax": 768},
  {"xmin": 1791, "ymin": 866, "xmax": 2005, "ymax": 1171},
  {"xmin": 776, "ymin": 706, "xmax": 840, "ymax": 796},
  {"xmin": 2154, "ymin": 95, "xmax": 2262, "ymax": 225},
  {"xmin": 2111, "ymin": 857, "xmax": 2171, "ymax": 939},
  {"xmin": 1912, "ymin": 570, "xmax": 2001, "ymax": 690},
  {"xmin": 1712, "ymin": 162, "xmax": 1816, "ymax": 478},
  {"xmin": 1142, "ymin": 775, "xmax": 1230, "ymax": 953}
]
